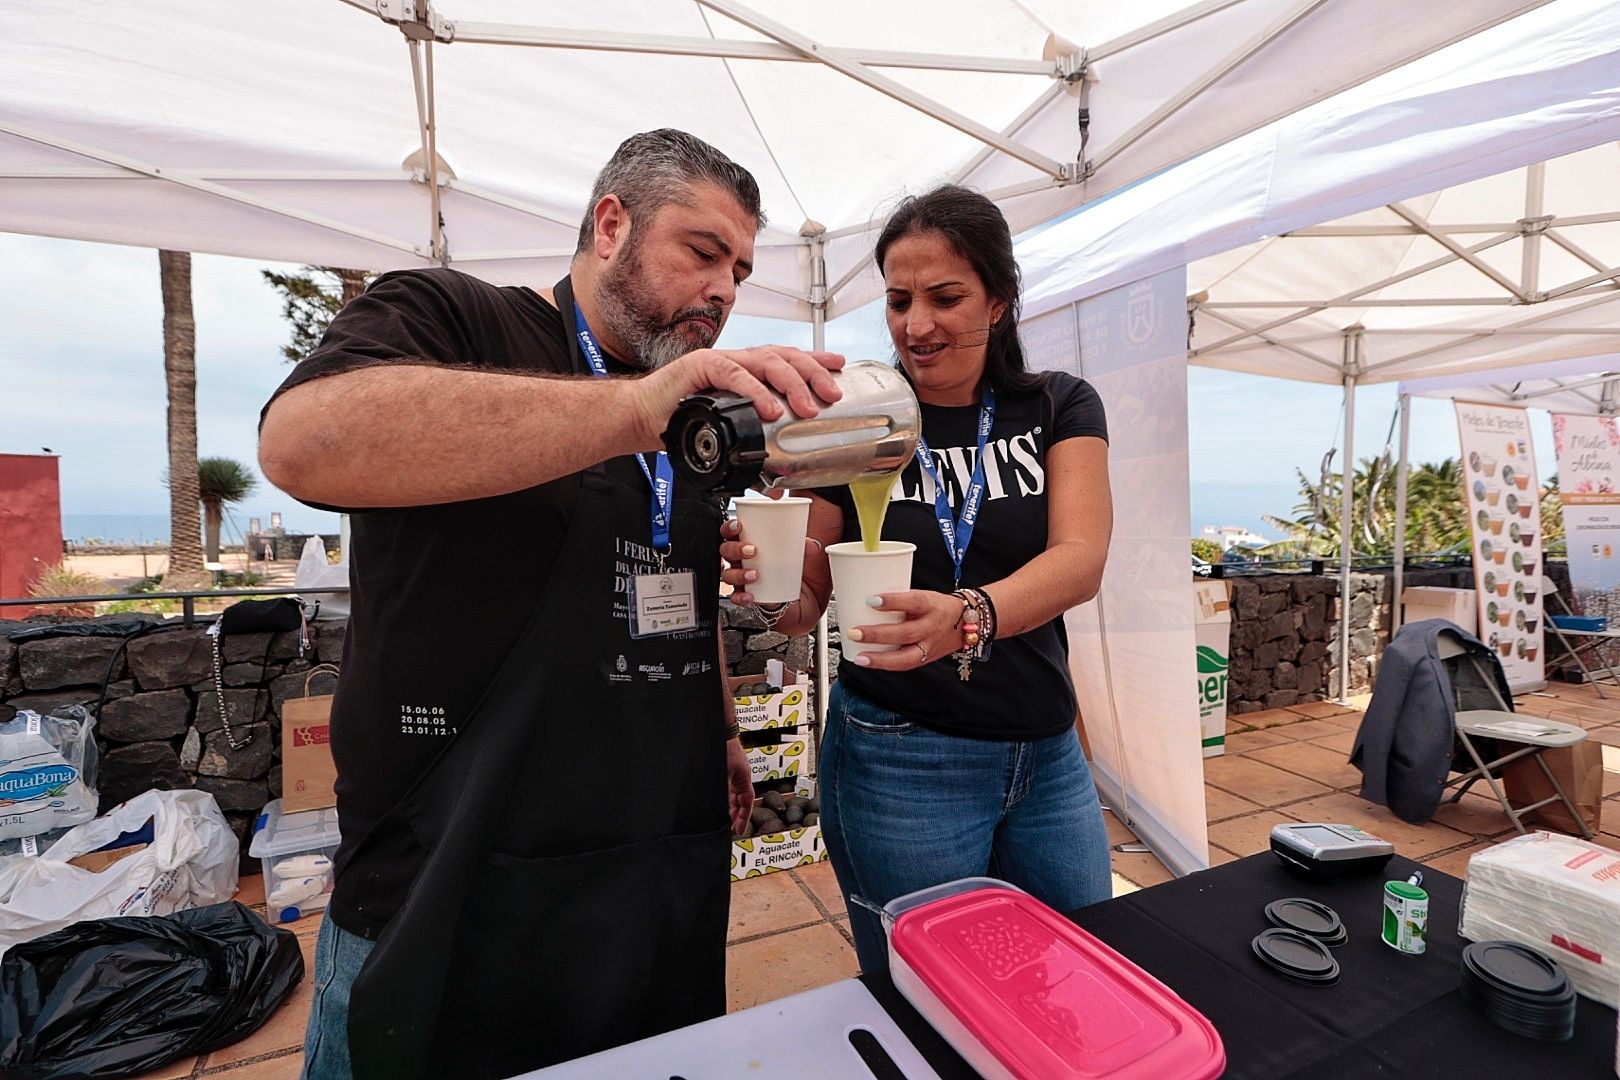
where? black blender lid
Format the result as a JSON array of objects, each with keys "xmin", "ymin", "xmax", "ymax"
[
  {"xmin": 1462, "ymin": 942, "xmax": 1568, "ymax": 996},
  {"xmin": 1265, "ymin": 898, "xmax": 1347, "ymax": 945},
  {"xmin": 1253, "ymin": 929, "xmax": 1340, "ymax": 983}
]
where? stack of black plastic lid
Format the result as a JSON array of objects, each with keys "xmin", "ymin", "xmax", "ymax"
[
  {"xmin": 1459, "ymin": 941, "xmax": 1577, "ymax": 1041},
  {"xmin": 1251, "ymin": 929, "xmax": 1340, "ymax": 985},
  {"xmin": 1264, "ymin": 898, "xmax": 1348, "ymax": 947}
]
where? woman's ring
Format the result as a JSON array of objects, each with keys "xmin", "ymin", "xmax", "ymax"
[{"xmin": 915, "ymin": 642, "xmax": 930, "ymax": 662}]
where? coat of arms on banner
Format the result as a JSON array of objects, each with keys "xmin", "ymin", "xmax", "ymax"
[{"xmin": 1125, "ymin": 284, "xmax": 1158, "ymax": 346}]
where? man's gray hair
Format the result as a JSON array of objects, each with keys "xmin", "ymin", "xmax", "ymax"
[{"xmin": 575, "ymin": 129, "xmax": 765, "ymax": 255}]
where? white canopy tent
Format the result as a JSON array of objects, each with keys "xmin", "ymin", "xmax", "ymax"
[
  {"xmin": 1018, "ymin": 0, "xmax": 1620, "ymax": 704},
  {"xmin": 0, "ymin": 0, "xmax": 1554, "ymax": 327},
  {"xmin": 0, "ymin": 0, "xmax": 1561, "ymax": 876}
]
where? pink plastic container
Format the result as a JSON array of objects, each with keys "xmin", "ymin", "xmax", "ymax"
[{"xmin": 885, "ymin": 879, "xmax": 1225, "ymax": 1079}]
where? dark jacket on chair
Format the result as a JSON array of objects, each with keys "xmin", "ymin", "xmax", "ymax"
[{"xmin": 1349, "ymin": 618, "xmax": 1512, "ymax": 824}]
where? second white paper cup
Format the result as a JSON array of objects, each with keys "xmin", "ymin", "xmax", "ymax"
[
  {"xmin": 736, "ymin": 496, "xmax": 812, "ymax": 604},
  {"xmin": 826, "ymin": 540, "xmax": 915, "ymax": 659}
]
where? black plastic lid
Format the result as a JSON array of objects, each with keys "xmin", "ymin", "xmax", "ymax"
[
  {"xmin": 1265, "ymin": 898, "xmax": 1347, "ymax": 946},
  {"xmin": 1252, "ymin": 929, "xmax": 1340, "ymax": 983},
  {"xmin": 1462, "ymin": 942, "xmax": 1567, "ymax": 996},
  {"xmin": 1459, "ymin": 942, "xmax": 1577, "ymax": 1042}
]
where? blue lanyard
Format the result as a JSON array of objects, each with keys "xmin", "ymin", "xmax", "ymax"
[
  {"xmin": 914, "ymin": 388, "xmax": 995, "ymax": 589},
  {"xmin": 573, "ymin": 303, "xmax": 674, "ymax": 553}
]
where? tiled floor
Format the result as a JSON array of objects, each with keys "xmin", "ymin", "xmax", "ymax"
[{"xmin": 140, "ymin": 681, "xmax": 1620, "ymax": 1079}]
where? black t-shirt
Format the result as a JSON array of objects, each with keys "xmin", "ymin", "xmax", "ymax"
[
  {"xmin": 262, "ymin": 268, "xmax": 661, "ymax": 937},
  {"xmin": 827, "ymin": 372, "xmax": 1107, "ymax": 740}
]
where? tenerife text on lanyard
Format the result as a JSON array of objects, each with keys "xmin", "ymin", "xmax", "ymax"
[
  {"xmin": 574, "ymin": 303, "xmax": 696, "ymax": 638},
  {"xmin": 914, "ymin": 387, "xmax": 995, "ymax": 593}
]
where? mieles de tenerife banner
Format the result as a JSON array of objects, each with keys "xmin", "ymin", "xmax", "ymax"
[
  {"xmin": 1455, "ymin": 402, "xmax": 1545, "ymax": 692},
  {"xmin": 1552, "ymin": 414, "xmax": 1620, "ymax": 630}
]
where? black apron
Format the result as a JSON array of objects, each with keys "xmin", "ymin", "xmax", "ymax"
[{"xmin": 346, "ymin": 277, "xmax": 730, "ymax": 1079}]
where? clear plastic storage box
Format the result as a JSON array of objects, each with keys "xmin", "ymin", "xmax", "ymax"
[{"xmin": 248, "ymin": 798, "xmax": 342, "ymax": 924}]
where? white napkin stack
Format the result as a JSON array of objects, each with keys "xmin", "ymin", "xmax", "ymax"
[{"xmin": 1460, "ymin": 831, "xmax": 1620, "ymax": 1007}]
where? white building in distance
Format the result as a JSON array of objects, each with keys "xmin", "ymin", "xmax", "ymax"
[{"xmin": 1200, "ymin": 525, "xmax": 1270, "ymax": 552}]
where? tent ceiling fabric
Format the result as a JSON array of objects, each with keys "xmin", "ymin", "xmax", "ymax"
[
  {"xmin": 1017, "ymin": 0, "xmax": 1620, "ymax": 387},
  {"xmin": 1398, "ymin": 353, "xmax": 1620, "ymax": 416},
  {"xmin": 1190, "ymin": 143, "xmax": 1620, "ymax": 387},
  {"xmin": 0, "ymin": 0, "xmax": 1549, "ymax": 321}
]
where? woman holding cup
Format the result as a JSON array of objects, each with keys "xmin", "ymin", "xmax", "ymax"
[{"xmin": 720, "ymin": 185, "xmax": 1113, "ymax": 975}]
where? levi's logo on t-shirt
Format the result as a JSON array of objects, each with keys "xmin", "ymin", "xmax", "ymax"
[{"xmin": 894, "ymin": 427, "xmax": 1046, "ymax": 506}]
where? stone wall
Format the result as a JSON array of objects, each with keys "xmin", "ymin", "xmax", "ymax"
[
  {"xmin": 1, "ymin": 613, "xmax": 344, "ymax": 862},
  {"xmin": 1226, "ymin": 574, "xmax": 1343, "ymax": 713},
  {"xmin": 1225, "ymin": 561, "xmax": 1572, "ymax": 712},
  {"xmin": 720, "ymin": 601, "xmax": 820, "ymax": 677}
]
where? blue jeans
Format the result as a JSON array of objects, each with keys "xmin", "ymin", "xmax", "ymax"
[
  {"xmin": 819, "ymin": 681, "xmax": 1113, "ymax": 975},
  {"xmin": 301, "ymin": 915, "xmax": 376, "ymax": 1080}
]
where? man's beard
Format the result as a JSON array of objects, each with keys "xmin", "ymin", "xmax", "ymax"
[{"xmin": 595, "ymin": 239, "xmax": 722, "ymax": 371}]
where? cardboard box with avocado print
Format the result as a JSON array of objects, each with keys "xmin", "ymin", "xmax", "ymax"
[
  {"xmin": 731, "ymin": 783, "xmax": 820, "ymax": 879},
  {"xmin": 728, "ymin": 662, "xmax": 813, "ymax": 733},
  {"xmin": 746, "ymin": 734, "xmax": 811, "ymax": 784},
  {"xmin": 731, "ymin": 824, "xmax": 826, "ymax": 880}
]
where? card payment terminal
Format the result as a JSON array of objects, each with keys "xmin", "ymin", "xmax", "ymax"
[{"xmin": 1270, "ymin": 823, "xmax": 1395, "ymax": 882}]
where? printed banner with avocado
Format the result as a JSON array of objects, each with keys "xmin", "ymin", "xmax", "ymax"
[{"xmin": 1455, "ymin": 402, "xmax": 1545, "ymax": 691}]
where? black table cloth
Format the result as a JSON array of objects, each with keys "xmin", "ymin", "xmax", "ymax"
[{"xmin": 861, "ymin": 852, "xmax": 1617, "ymax": 1078}]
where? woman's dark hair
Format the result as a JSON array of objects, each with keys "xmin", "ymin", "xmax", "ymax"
[{"xmin": 874, "ymin": 184, "xmax": 1043, "ymax": 395}]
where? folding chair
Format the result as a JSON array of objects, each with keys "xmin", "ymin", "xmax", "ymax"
[
  {"xmin": 1436, "ymin": 631, "xmax": 1594, "ymax": 839},
  {"xmin": 1541, "ymin": 574, "xmax": 1620, "ymax": 698}
]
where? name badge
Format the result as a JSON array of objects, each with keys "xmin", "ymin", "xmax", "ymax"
[{"xmin": 629, "ymin": 570, "xmax": 697, "ymax": 638}]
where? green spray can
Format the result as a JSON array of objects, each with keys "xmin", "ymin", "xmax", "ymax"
[{"xmin": 1381, "ymin": 873, "xmax": 1428, "ymax": 955}]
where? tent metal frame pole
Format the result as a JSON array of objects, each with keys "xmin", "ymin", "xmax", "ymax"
[
  {"xmin": 0, "ymin": 121, "xmax": 429, "ymax": 258},
  {"xmin": 1086, "ymin": 0, "xmax": 1248, "ymax": 62},
  {"xmin": 1194, "ymin": 227, "xmax": 1521, "ymax": 352},
  {"xmin": 1088, "ymin": 0, "xmax": 1330, "ymax": 173},
  {"xmin": 1204, "ymin": 298, "xmax": 1521, "ymax": 309},
  {"xmin": 806, "ymin": 231, "xmax": 831, "ymax": 733},
  {"xmin": 406, "ymin": 34, "xmax": 447, "ymax": 265},
  {"xmin": 1544, "ymin": 229, "xmax": 1620, "ymax": 277},
  {"xmin": 1288, "ymin": 212, "xmax": 1620, "ymax": 237},
  {"xmin": 1195, "ymin": 308, "xmax": 1341, "ymax": 371},
  {"xmin": 694, "ymin": 0, "xmax": 1071, "ymax": 180},
  {"xmin": 1336, "ymin": 328, "xmax": 1361, "ymax": 703},
  {"xmin": 1391, "ymin": 200, "xmax": 1528, "ymax": 301},
  {"xmin": 1366, "ymin": 292, "xmax": 1620, "ymax": 374},
  {"xmin": 443, "ymin": 23, "xmax": 1055, "ymax": 74},
  {"xmin": 1510, "ymin": 371, "xmax": 1620, "ymax": 400},
  {"xmin": 1393, "ymin": 392, "xmax": 1411, "ymax": 632},
  {"xmin": 1521, "ymin": 161, "xmax": 1547, "ymax": 299}
]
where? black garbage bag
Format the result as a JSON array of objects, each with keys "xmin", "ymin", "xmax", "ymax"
[{"xmin": 0, "ymin": 901, "xmax": 304, "ymax": 1079}]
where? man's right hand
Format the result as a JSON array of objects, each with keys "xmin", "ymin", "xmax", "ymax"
[{"xmin": 631, "ymin": 346, "xmax": 845, "ymax": 451}]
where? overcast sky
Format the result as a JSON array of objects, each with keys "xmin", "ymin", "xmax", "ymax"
[{"xmin": 1, "ymin": 232, "xmax": 1549, "ymax": 544}]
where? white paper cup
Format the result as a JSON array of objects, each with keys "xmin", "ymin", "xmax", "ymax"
[
  {"xmin": 736, "ymin": 496, "xmax": 812, "ymax": 604},
  {"xmin": 826, "ymin": 540, "xmax": 915, "ymax": 659}
]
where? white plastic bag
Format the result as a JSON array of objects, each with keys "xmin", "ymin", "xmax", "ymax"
[
  {"xmin": 294, "ymin": 536, "xmax": 350, "ymax": 619},
  {"xmin": 0, "ymin": 788, "xmax": 239, "ymax": 958},
  {"xmin": 0, "ymin": 708, "xmax": 99, "ymax": 841}
]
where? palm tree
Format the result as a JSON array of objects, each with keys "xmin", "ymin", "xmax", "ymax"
[
  {"xmin": 158, "ymin": 250, "xmax": 211, "ymax": 591},
  {"xmin": 1540, "ymin": 473, "xmax": 1565, "ymax": 552},
  {"xmin": 261, "ymin": 266, "xmax": 374, "ymax": 362},
  {"xmin": 197, "ymin": 458, "xmax": 259, "ymax": 562},
  {"xmin": 1259, "ymin": 456, "xmax": 1472, "ymax": 560}
]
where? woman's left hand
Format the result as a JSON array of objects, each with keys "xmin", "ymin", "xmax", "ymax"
[{"xmin": 845, "ymin": 589, "xmax": 965, "ymax": 671}]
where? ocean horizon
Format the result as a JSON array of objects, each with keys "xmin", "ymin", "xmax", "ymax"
[
  {"xmin": 59, "ymin": 488, "xmax": 1289, "ymax": 547},
  {"xmin": 62, "ymin": 509, "xmax": 342, "ymax": 545}
]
